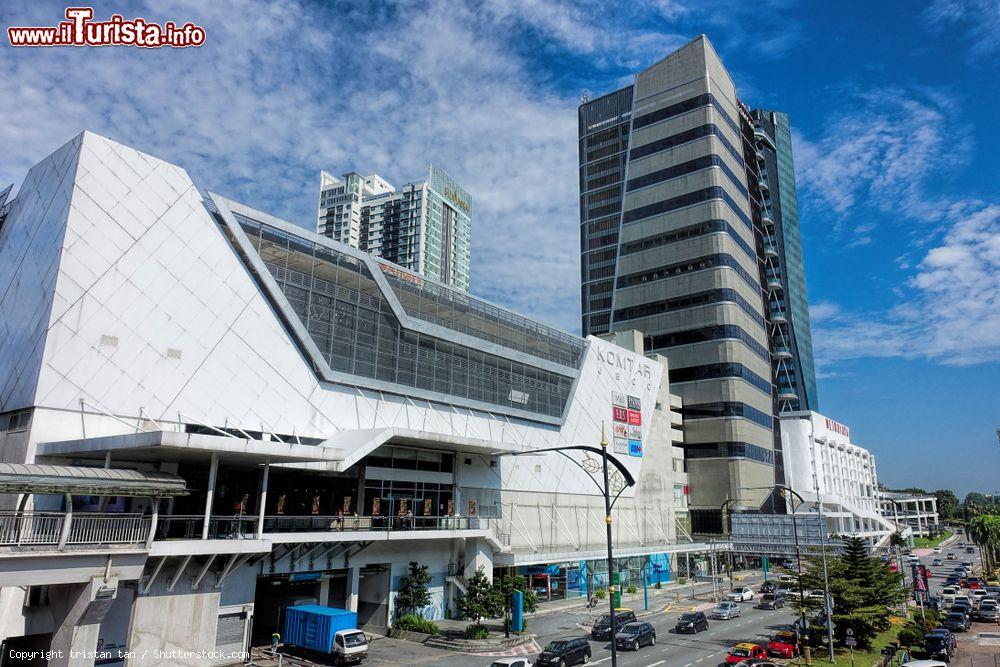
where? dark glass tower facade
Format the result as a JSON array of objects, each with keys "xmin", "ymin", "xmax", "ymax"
[
  {"xmin": 579, "ymin": 86, "xmax": 633, "ymax": 336},
  {"xmin": 750, "ymin": 109, "xmax": 818, "ymax": 412}
]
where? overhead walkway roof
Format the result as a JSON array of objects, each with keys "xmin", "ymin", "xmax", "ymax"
[{"xmin": 0, "ymin": 463, "xmax": 188, "ymax": 497}]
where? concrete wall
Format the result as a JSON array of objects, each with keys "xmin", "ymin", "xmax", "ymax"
[{"xmin": 126, "ymin": 561, "xmax": 222, "ymax": 667}]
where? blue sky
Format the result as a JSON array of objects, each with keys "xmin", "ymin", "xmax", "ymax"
[{"xmin": 1, "ymin": 0, "xmax": 997, "ymax": 497}]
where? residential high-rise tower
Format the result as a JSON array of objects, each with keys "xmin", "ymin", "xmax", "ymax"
[{"xmin": 317, "ymin": 164, "xmax": 472, "ymax": 290}]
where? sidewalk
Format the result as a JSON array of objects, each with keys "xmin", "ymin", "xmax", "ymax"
[
  {"xmin": 530, "ymin": 569, "xmax": 765, "ymax": 619},
  {"xmin": 420, "ymin": 570, "xmax": 765, "ymax": 639}
]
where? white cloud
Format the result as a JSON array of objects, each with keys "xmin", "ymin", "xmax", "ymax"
[
  {"xmin": 796, "ymin": 87, "xmax": 1000, "ymax": 368},
  {"xmin": 0, "ymin": 0, "xmax": 611, "ymax": 332},
  {"xmin": 810, "ymin": 202, "xmax": 1000, "ymax": 367},
  {"xmin": 923, "ymin": 0, "xmax": 1000, "ymax": 58},
  {"xmin": 793, "ymin": 88, "xmax": 968, "ymax": 228},
  {"xmin": 0, "ymin": 1, "xmax": 702, "ymax": 334}
]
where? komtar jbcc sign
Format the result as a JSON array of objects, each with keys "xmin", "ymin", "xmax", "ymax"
[{"xmin": 596, "ymin": 345, "xmax": 655, "ymax": 392}]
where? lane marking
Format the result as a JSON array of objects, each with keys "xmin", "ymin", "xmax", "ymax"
[
  {"xmin": 589, "ymin": 658, "xmax": 611, "ymax": 665},
  {"xmin": 645, "ymin": 661, "xmax": 666, "ymax": 667}
]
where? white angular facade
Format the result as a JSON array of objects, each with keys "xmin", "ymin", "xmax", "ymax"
[
  {"xmin": 780, "ymin": 411, "xmax": 894, "ymax": 544},
  {"xmin": 0, "ymin": 132, "xmax": 692, "ymax": 665}
]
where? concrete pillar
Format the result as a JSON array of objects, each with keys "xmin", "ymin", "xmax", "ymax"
[
  {"xmin": 319, "ymin": 576, "xmax": 331, "ymax": 607},
  {"xmin": 202, "ymin": 453, "xmax": 219, "ymax": 540},
  {"xmin": 346, "ymin": 566, "xmax": 360, "ymax": 612},
  {"xmin": 257, "ymin": 460, "xmax": 269, "ymax": 539},
  {"xmin": 58, "ymin": 493, "xmax": 73, "ymax": 550},
  {"xmin": 145, "ymin": 498, "xmax": 159, "ymax": 549},
  {"xmin": 49, "ymin": 576, "xmax": 120, "ymax": 667},
  {"xmin": 464, "ymin": 538, "xmax": 493, "ymax": 582}
]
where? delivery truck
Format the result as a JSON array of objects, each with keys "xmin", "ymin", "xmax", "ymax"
[{"xmin": 283, "ymin": 605, "xmax": 368, "ymax": 664}]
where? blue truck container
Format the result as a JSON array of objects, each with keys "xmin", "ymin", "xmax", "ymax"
[{"xmin": 283, "ymin": 605, "xmax": 358, "ymax": 654}]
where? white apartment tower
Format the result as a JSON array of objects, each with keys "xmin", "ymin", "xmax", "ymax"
[{"xmin": 317, "ymin": 165, "xmax": 472, "ymax": 291}]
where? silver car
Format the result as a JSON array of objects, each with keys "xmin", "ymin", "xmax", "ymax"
[{"xmin": 711, "ymin": 601, "xmax": 742, "ymax": 620}]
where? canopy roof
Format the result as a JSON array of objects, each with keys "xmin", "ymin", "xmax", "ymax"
[{"xmin": 0, "ymin": 463, "xmax": 187, "ymax": 497}]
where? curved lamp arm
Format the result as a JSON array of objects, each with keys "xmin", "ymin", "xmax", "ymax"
[{"xmin": 492, "ymin": 444, "xmax": 637, "ymax": 508}]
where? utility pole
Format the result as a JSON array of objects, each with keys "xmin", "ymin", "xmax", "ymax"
[
  {"xmin": 600, "ymin": 424, "xmax": 619, "ymax": 667},
  {"xmin": 489, "ymin": 430, "xmax": 639, "ymax": 667},
  {"xmin": 786, "ymin": 490, "xmax": 812, "ymax": 666},
  {"xmin": 809, "ymin": 432, "xmax": 835, "ymax": 662}
]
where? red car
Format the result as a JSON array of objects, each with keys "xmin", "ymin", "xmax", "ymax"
[
  {"xmin": 767, "ymin": 631, "xmax": 799, "ymax": 658},
  {"xmin": 964, "ymin": 578, "xmax": 984, "ymax": 590},
  {"xmin": 726, "ymin": 643, "xmax": 769, "ymax": 664}
]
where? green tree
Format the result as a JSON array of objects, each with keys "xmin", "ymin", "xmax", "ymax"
[
  {"xmin": 790, "ymin": 537, "xmax": 906, "ymax": 650},
  {"xmin": 965, "ymin": 492, "xmax": 989, "ymax": 507},
  {"xmin": 932, "ymin": 489, "xmax": 959, "ymax": 520},
  {"xmin": 495, "ymin": 574, "xmax": 537, "ymax": 613},
  {"xmin": 395, "ymin": 561, "xmax": 432, "ymax": 620},
  {"xmin": 838, "ymin": 537, "xmax": 907, "ymax": 648},
  {"xmin": 457, "ymin": 567, "xmax": 503, "ymax": 624},
  {"xmin": 493, "ymin": 574, "xmax": 538, "ymax": 631},
  {"xmin": 968, "ymin": 514, "xmax": 1000, "ymax": 573},
  {"xmin": 889, "ymin": 531, "xmax": 906, "ymax": 547}
]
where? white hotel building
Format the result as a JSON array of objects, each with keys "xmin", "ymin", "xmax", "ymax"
[
  {"xmin": 780, "ymin": 411, "xmax": 895, "ymax": 545},
  {"xmin": 0, "ymin": 132, "xmax": 695, "ymax": 665}
]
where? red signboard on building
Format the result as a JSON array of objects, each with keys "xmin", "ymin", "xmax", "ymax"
[
  {"xmin": 613, "ymin": 406, "xmax": 628, "ymax": 422},
  {"xmin": 626, "ymin": 409, "xmax": 641, "ymax": 425}
]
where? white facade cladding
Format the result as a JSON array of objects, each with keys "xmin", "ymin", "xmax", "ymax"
[
  {"xmin": 0, "ymin": 132, "xmax": 692, "ymax": 665},
  {"xmin": 877, "ymin": 491, "xmax": 940, "ymax": 538},
  {"xmin": 780, "ymin": 411, "xmax": 894, "ymax": 544}
]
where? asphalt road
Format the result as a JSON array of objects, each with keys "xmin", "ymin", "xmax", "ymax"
[
  {"xmin": 913, "ymin": 533, "xmax": 995, "ymax": 660},
  {"xmin": 363, "ymin": 582, "xmax": 797, "ymax": 667},
  {"xmin": 337, "ymin": 535, "xmax": 992, "ymax": 667}
]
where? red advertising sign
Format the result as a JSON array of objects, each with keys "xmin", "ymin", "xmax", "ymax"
[
  {"xmin": 613, "ymin": 406, "xmax": 628, "ymax": 422},
  {"xmin": 626, "ymin": 409, "xmax": 641, "ymax": 425}
]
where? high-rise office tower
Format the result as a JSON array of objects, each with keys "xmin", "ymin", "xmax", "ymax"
[
  {"xmin": 317, "ymin": 164, "xmax": 472, "ymax": 290},
  {"xmin": 579, "ymin": 35, "xmax": 816, "ymax": 532},
  {"xmin": 750, "ymin": 109, "xmax": 818, "ymax": 413}
]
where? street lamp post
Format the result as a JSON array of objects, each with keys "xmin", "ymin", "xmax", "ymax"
[
  {"xmin": 807, "ymin": 437, "xmax": 836, "ymax": 663},
  {"xmin": 600, "ymin": 427, "xmax": 619, "ymax": 667},
  {"xmin": 744, "ymin": 484, "xmax": 825, "ymax": 665},
  {"xmin": 491, "ymin": 424, "xmax": 636, "ymax": 667},
  {"xmin": 784, "ymin": 488, "xmax": 813, "ymax": 666},
  {"xmin": 721, "ymin": 497, "xmax": 751, "ymax": 591}
]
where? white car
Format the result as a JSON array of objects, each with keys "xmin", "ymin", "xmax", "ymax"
[
  {"xmin": 725, "ymin": 587, "xmax": 755, "ymax": 602},
  {"xmin": 712, "ymin": 601, "xmax": 742, "ymax": 619},
  {"xmin": 490, "ymin": 659, "xmax": 533, "ymax": 667},
  {"xmin": 971, "ymin": 589, "xmax": 989, "ymax": 607},
  {"xmin": 941, "ymin": 586, "xmax": 958, "ymax": 604}
]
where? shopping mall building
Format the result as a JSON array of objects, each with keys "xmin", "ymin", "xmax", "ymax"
[{"xmin": 0, "ymin": 132, "xmax": 703, "ymax": 665}]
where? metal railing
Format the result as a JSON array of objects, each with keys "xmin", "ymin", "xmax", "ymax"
[
  {"xmin": 261, "ymin": 514, "xmax": 489, "ymax": 534},
  {"xmin": 69, "ymin": 513, "xmax": 149, "ymax": 544},
  {"xmin": 156, "ymin": 515, "xmax": 258, "ymax": 540},
  {"xmin": 152, "ymin": 514, "xmax": 494, "ymax": 540},
  {"xmin": 0, "ymin": 511, "xmax": 150, "ymax": 548}
]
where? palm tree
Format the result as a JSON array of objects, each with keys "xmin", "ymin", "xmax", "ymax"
[{"xmin": 967, "ymin": 515, "xmax": 1000, "ymax": 575}]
